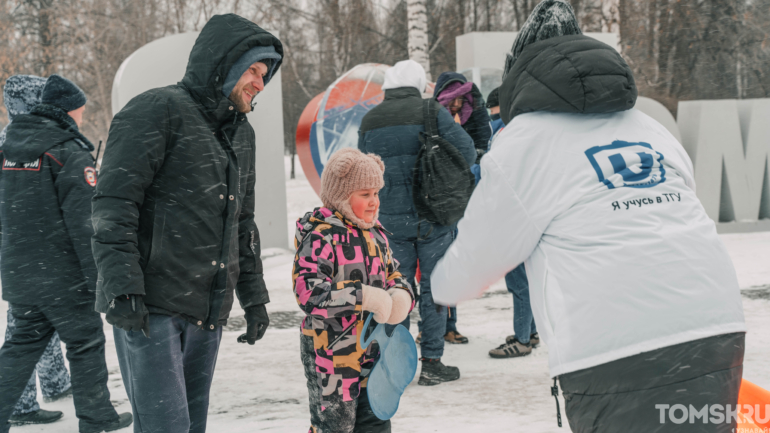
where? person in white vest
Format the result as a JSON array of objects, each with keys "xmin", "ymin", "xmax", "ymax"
[{"xmin": 431, "ymin": 1, "xmax": 746, "ymax": 432}]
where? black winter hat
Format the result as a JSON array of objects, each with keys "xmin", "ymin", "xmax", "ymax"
[
  {"xmin": 41, "ymin": 74, "xmax": 87, "ymax": 112},
  {"xmin": 503, "ymin": 0, "xmax": 582, "ymax": 78},
  {"xmin": 486, "ymin": 87, "xmax": 500, "ymax": 108}
]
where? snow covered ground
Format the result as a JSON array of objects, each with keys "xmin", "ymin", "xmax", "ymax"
[{"xmin": 1, "ymin": 156, "xmax": 769, "ymax": 432}]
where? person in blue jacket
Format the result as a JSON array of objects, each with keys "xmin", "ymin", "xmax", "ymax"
[{"xmin": 359, "ymin": 60, "xmax": 475, "ymax": 386}]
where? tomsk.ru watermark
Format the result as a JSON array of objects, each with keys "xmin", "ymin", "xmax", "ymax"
[{"xmin": 655, "ymin": 404, "xmax": 770, "ymax": 425}]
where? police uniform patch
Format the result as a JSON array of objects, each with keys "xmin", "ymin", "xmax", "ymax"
[
  {"xmin": 84, "ymin": 167, "xmax": 97, "ymax": 187},
  {"xmin": 3, "ymin": 158, "xmax": 42, "ymax": 171}
]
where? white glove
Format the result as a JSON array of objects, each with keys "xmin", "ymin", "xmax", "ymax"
[
  {"xmin": 386, "ymin": 289, "xmax": 412, "ymax": 325},
  {"xmin": 362, "ymin": 285, "xmax": 392, "ymax": 324}
]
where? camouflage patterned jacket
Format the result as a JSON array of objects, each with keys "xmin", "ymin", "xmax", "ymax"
[{"xmin": 293, "ymin": 207, "xmax": 414, "ymax": 407}]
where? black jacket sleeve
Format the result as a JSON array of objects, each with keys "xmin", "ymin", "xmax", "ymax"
[
  {"xmin": 55, "ymin": 144, "xmax": 98, "ymax": 292},
  {"xmin": 235, "ymin": 131, "xmax": 269, "ymax": 308},
  {"xmin": 436, "ymin": 106, "xmax": 476, "ymax": 166},
  {"xmin": 465, "ymin": 107, "xmax": 492, "ymax": 163},
  {"xmin": 91, "ymin": 93, "xmax": 169, "ymax": 306}
]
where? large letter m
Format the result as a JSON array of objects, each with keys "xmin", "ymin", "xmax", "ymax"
[{"xmin": 678, "ymin": 100, "xmax": 770, "ymax": 222}]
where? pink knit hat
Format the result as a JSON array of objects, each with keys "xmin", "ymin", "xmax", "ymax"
[{"xmin": 320, "ymin": 148, "xmax": 385, "ymax": 229}]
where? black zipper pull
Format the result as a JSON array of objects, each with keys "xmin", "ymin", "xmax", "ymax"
[{"xmin": 552, "ymin": 378, "xmax": 562, "ymax": 427}]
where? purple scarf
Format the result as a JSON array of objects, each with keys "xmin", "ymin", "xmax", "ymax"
[{"xmin": 437, "ymin": 81, "xmax": 474, "ymax": 125}]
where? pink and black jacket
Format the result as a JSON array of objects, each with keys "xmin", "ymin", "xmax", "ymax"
[{"xmin": 292, "ymin": 207, "xmax": 414, "ymax": 408}]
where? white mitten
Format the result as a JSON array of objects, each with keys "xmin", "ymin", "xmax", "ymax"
[
  {"xmin": 386, "ymin": 289, "xmax": 412, "ymax": 325},
  {"xmin": 362, "ymin": 285, "xmax": 393, "ymax": 323}
]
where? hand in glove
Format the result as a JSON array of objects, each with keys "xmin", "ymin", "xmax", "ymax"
[
  {"xmin": 106, "ymin": 294, "xmax": 150, "ymax": 337},
  {"xmin": 362, "ymin": 285, "xmax": 392, "ymax": 324},
  {"xmin": 237, "ymin": 304, "xmax": 269, "ymax": 345},
  {"xmin": 386, "ymin": 289, "xmax": 413, "ymax": 325}
]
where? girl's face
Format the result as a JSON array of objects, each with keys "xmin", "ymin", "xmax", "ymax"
[
  {"xmin": 449, "ymin": 97, "xmax": 464, "ymax": 114},
  {"xmin": 349, "ymin": 188, "xmax": 380, "ymax": 224}
]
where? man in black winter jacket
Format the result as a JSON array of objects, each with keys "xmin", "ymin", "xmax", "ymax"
[
  {"xmin": 0, "ymin": 75, "xmax": 132, "ymax": 433},
  {"xmin": 92, "ymin": 14, "xmax": 281, "ymax": 433}
]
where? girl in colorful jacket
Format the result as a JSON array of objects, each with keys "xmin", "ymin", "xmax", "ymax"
[{"xmin": 293, "ymin": 148, "xmax": 415, "ymax": 433}]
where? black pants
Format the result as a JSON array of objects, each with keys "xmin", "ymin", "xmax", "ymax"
[
  {"xmin": 301, "ymin": 334, "xmax": 390, "ymax": 433},
  {"xmin": 114, "ymin": 314, "xmax": 221, "ymax": 433},
  {"xmin": 0, "ymin": 302, "xmax": 118, "ymax": 430},
  {"xmin": 560, "ymin": 332, "xmax": 745, "ymax": 433}
]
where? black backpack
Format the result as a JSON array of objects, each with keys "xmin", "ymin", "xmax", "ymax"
[{"xmin": 412, "ymin": 99, "xmax": 475, "ymax": 227}]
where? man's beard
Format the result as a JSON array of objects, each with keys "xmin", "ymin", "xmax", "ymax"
[{"xmin": 228, "ymin": 85, "xmax": 254, "ymax": 113}]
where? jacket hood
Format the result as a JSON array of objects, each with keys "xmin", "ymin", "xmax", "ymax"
[
  {"xmin": 3, "ymin": 104, "xmax": 93, "ymax": 163},
  {"xmin": 382, "ymin": 60, "xmax": 427, "ymax": 93},
  {"xmin": 296, "ymin": 207, "xmax": 387, "ymax": 241},
  {"xmin": 499, "ymin": 34, "xmax": 637, "ymax": 124},
  {"xmin": 434, "ymin": 72, "xmax": 485, "ymax": 110},
  {"xmin": 180, "ymin": 14, "xmax": 283, "ymax": 113}
]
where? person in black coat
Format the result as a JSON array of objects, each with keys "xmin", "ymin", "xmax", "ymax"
[
  {"xmin": 92, "ymin": 14, "xmax": 281, "ymax": 432},
  {"xmin": 433, "ymin": 71, "xmax": 493, "ymax": 345},
  {"xmin": 0, "ymin": 75, "xmax": 132, "ymax": 433},
  {"xmin": 433, "ymin": 71, "xmax": 492, "ymax": 164}
]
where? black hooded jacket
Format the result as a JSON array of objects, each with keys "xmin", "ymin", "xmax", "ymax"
[
  {"xmin": 92, "ymin": 14, "xmax": 282, "ymax": 329},
  {"xmin": 499, "ymin": 34, "xmax": 637, "ymax": 124},
  {"xmin": 0, "ymin": 104, "xmax": 97, "ymax": 305},
  {"xmin": 433, "ymin": 72, "xmax": 492, "ymax": 163}
]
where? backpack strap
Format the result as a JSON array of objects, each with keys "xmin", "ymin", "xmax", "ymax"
[{"xmin": 422, "ymin": 99, "xmax": 440, "ymax": 138}]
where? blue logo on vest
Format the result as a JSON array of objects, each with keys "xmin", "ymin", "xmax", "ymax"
[{"xmin": 585, "ymin": 141, "xmax": 666, "ymax": 189}]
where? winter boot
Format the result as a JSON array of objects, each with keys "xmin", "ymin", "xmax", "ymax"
[
  {"xmin": 418, "ymin": 358, "xmax": 460, "ymax": 386},
  {"xmin": 444, "ymin": 330, "xmax": 469, "ymax": 344},
  {"xmin": 506, "ymin": 332, "xmax": 539, "ymax": 348},
  {"xmin": 489, "ymin": 336, "xmax": 532, "ymax": 359},
  {"xmin": 43, "ymin": 385, "xmax": 73, "ymax": 403},
  {"xmin": 9, "ymin": 409, "xmax": 63, "ymax": 425},
  {"xmin": 80, "ymin": 412, "xmax": 133, "ymax": 433}
]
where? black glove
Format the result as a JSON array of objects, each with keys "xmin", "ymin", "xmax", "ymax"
[
  {"xmin": 237, "ymin": 304, "xmax": 269, "ymax": 345},
  {"xmin": 106, "ymin": 294, "xmax": 150, "ymax": 337}
]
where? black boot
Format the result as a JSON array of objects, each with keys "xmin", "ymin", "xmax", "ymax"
[
  {"xmin": 9, "ymin": 409, "xmax": 64, "ymax": 425},
  {"xmin": 80, "ymin": 412, "xmax": 133, "ymax": 433},
  {"xmin": 43, "ymin": 385, "xmax": 73, "ymax": 403},
  {"xmin": 418, "ymin": 357, "xmax": 460, "ymax": 386}
]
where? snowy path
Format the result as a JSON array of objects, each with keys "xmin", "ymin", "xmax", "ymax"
[{"xmin": 1, "ymin": 157, "xmax": 768, "ymax": 432}]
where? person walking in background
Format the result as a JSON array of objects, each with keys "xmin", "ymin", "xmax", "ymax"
[
  {"xmin": 482, "ymin": 86, "xmax": 540, "ymax": 359},
  {"xmin": 432, "ymin": 1, "xmax": 746, "ymax": 431},
  {"xmin": 433, "ymin": 71, "xmax": 492, "ymax": 345},
  {"xmin": 1, "ymin": 75, "xmax": 73, "ymax": 427},
  {"xmin": 359, "ymin": 60, "xmax": 475, "ymax": 386},
  {"xmin": 92, "ymin": 14, "xmax": 279, "ymax": 433},
  {"xmin": 293, "ymin": 148, "xmax": 414, "ymax": 433},
  {"xmin": 486, "ymin": 87, "xmax": 505, "ymax": 136},
  {"xmin": 0, "ymin": 75, "xmax": 131, "ymax": 433}
]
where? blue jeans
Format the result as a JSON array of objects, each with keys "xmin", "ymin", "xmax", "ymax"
[
  {"xmin": 389, "ymin": 227, "xmax": 453, "ymax": 359},
  {"xmin": 5, "ymin": 306, "xmax": 71, "ymax": 415},
  {"xmin": 505, "ymin": 264, "xmax": 536, "ymax": 344},
  {"xmin": 114, "ymin": 314, "xmax": 222, "ymax": 433}
]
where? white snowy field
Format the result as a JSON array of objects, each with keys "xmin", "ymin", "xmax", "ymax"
[{"xmin": 1, "ymin": 156, "xmax": 769, "ymax": 432}]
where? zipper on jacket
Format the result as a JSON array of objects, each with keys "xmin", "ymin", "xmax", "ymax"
[
  {"xmin": 327, "ymin": 314, "xmax": 358, "ymax": 350},
  {"xmin": 552, "ymin": 378, "xmax": 562, "ymax": 427}
]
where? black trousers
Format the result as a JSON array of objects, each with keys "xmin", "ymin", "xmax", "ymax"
[
  {"xmin": 560, "ymin": 332, "xmax": 745, "ymax": 433},
  {"xmin": 0, "ymin": 302, "xmax": 118, "ymax": 430}
]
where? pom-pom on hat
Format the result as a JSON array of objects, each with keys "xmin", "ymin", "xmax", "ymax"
[
  {"xmin": 41, "ymin": 74, "xmax": 87, "ymax": 112},
  {"xmin": 503, "ymin": 0, "xmax": 581, "ymax": 79},
  {"xmin": 321, "ymin": 148, "xmax": 385, "ymax": 229}
]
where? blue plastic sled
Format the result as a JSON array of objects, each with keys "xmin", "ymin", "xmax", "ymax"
[{"xmin": 359, "ymin": 313, "xmax": 419, "ymax": 420}]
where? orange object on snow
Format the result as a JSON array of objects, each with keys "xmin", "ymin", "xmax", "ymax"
[{"xmin": 738, "ymin": 379, "xmax": 770, "ymax": 429}]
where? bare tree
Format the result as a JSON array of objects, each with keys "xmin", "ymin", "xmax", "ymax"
[{"xmin": 407, "ymin": 0, "xmax": 431, "ymax": 79}]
